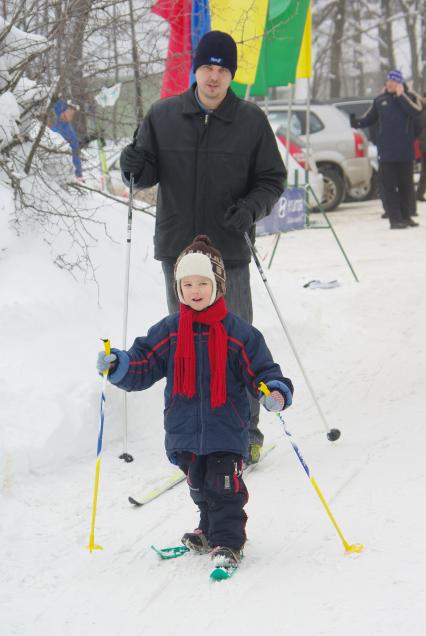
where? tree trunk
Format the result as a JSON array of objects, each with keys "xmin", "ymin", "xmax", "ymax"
[
  {"xmin": 63, "ymin": 0, "xmax": 92, "ymax": 137},
  {"xmin": 112, "ymin": 2, "xmax": 120, "ymax": 141},
  {"xmin": 352, "ymin": 1, "xmax": 364, "ymax": 95},
  {"xmin": 128, "ymin": 0, "xmax": 144, "ymax": 121},
  {"xmin": 402, "ymin": 2, "xmax": 419, "ymax": 86},
  {"xmin": 329, "ymin": 0, "xmax": 346, "ymax": 97},
  {"xmin": 378, "ymin": 0, "xmax": 396, "ymax": 75},
  {"xmin": 421, "ymin": 9, "xmax": 426, "ymax": 93}
]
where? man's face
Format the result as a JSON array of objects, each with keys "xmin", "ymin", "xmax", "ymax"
[
  {"xmin": 385, "ymin": 79, "xmax": 400, "ymax": 93},
  {"xmin": 195, "ymin": 64, "xmax": 232, "ymax": 106}
]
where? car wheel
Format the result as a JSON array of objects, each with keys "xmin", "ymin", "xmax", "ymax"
[
  {"xmin": 346, "ymin": 171, "xmax": 379, "ymax": 202},
  {"xmin": 318, "ymin": 167, "xmax": 345, "ymax": 211}
]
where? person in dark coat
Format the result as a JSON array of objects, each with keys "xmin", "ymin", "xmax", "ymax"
[
  {"xmin": 120, "ymin": 31, "xmax": 286, "ymax": 463},
  {"xmin": 97, "ymin": 235, "xmax": 294, "ymax": 568},
  {"xmin": 350, "ymin": 70, "xmax": 422, "ymax": 229},
  {"xmin": 416, "ymin": 93, "xmax": 426, "ymax": 202}
]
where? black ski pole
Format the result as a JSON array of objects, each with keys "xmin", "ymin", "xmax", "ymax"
[
  {"xmin": 119, "ymin": 174, "xmax": 135, "ymax": 462},
  {"xmin": 245, "ymin": 232, "xmax": 341, "ymax": 442}
]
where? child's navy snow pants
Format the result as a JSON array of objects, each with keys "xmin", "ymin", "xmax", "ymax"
[{"xmin": 176, "ymin": 451, "xmax": 248, "ymax": 551}]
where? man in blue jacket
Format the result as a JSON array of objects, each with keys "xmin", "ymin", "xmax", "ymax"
[
  {"xmin": 351, "ymin": 70, "xmax": 422, "ymax": 229},
  {"xmin": 50, "ymin": 99, "xmax": 83, "ymax": 178}
]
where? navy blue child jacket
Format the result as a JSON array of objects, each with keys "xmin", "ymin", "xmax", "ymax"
[{"xmin": 108, "ymin": 310, "xmax": 293, "ymax": 462}]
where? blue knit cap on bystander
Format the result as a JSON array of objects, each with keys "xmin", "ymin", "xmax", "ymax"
[{"xmin": 387, "ymin": 70, "xmax": 403, "ymax": 84}]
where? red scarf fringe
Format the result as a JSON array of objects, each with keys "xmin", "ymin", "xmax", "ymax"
[{"xmin": 173, "ymin": 297, "xmax": 228, "ymax": 408}]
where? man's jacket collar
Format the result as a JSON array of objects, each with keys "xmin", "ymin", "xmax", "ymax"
[{"xmin": 182, "ymin": 84, "xmax": 238, "ymax": 123}]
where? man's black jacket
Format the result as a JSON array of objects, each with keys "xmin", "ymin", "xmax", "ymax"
[{"xmin": 122, "ymin": 86, "xmax": 286, "ymax": 266}]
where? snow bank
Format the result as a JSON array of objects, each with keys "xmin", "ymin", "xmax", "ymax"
[{"xmin": 0, "ymin": 182, "xmax": 165, "ymax": 481}]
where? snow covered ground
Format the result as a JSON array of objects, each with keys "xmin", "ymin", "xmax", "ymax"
[{"xmin": 1, "ymin": 191, "xmax": 426, "ymax": 636}]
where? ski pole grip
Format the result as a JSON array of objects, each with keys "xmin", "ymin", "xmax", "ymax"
[
  {"xmin": 258, "ymin": 381, "xmax": 270, "ymax": 397},
  {"xmin": 102, "ymin": 338, "xmax": 111, "ymax": 356},
  {"xmin": 101, "ymin": 338, "xmax": 111, "ymax": 376}
]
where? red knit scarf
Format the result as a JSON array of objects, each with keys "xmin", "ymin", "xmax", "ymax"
[{"xmin": 173, "ymin": 297, "xmax": 228, "ymax": 408}]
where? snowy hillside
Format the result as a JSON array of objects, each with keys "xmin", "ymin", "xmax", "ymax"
[{"xmin": 1, "ymin": 190, "xmax": 426, "ymax": 636}]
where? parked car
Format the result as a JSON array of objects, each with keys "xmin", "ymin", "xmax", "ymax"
[
  {"xmin": 260, "ymin": 100, "xmax": 372, "ymax": 211},
  {"xmin": 274, "ymin": 126, "xmax": 324, "ymax": 207}
]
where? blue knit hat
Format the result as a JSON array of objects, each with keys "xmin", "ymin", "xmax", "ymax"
[
  {"xmin": 193, "ymin": 31, "xmax": 238, "ymax": 78},
  {"xmin": 387, "ymin": 70, "xmax": 403, "ymax": 84}
]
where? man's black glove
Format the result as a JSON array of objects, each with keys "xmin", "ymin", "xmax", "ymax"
[
  {"xmin": 349, "ymin": 113, "xmax": 358, "ymax": 128},
  {"xmin": 120, "ymin": 144, "xmax": 145, "ymax": 179},
  {"xmin": 223, "ymin": 204, "xmax": 254, "ymax": 233}
]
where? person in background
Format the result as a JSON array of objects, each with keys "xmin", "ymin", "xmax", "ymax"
[
  {"xmin": 119, "ymin": 31, "xmax": 286, "ymax": 463},
  {"xmin": 416, "ymin": 92, "xmax": 426, "ymax": 202},
  {"xmin": 350, "ymin": 70, "xmax": 422, "ymax": 229},
  {"xmin": 96, "ymin": 235, "xmax": 294, "ymax": 570},
  {"xmin": 404, "ymin": 83, "xmax": 422, "ymax": 217},
  {"xmin": 50, "ymin": 99, "xmax": 83, "ymax": 179}
]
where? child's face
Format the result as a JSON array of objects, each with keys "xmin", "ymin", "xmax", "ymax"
[{"xmin": 180, "ymin": 275, "xmax": 213, "ymax": 311}]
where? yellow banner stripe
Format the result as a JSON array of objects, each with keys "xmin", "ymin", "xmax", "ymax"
[
  {"xmin": 296, "ymin": 1, "xmax": 312, "ymax": 79},
  {"xmin": 210, "ymin": 0, "xmax": 268, "ymax": 85}
]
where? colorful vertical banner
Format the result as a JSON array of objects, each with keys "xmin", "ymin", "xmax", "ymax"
[
  {"xmin": 153, "ymin": 0, "xmax": 267, "ymax": 97},
  {"xmin": 189, "ymin": 0, "xmax": 211, "ymax": 84},
  {"xmin": 152, "ymin": 0, "xmax": 311, "ymax": 99},
  {"xmin": 210, "ymin": 0, "xmax": 268, "ymax": 86},
  {"xmin": 151, "ymin": 0, "xmax": 192, "ymax": 98},
  {"xmin": 296, "ymin": 1, "xmax": 312, "ymax": 79},
  {"xmin": 232, "ymin": 0, "xmax": 310, "ymax": 96}
]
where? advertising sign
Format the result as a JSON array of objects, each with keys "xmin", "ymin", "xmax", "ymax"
[{"xmin": 256, "ymin": 187, "xmax": 305, "ymax": 235}]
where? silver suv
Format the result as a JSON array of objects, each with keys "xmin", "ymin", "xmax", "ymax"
[{"xmin": 261, "ymin": 101, "xmax": 372, "ymax": 211}]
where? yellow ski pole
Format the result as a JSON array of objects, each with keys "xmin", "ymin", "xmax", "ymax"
[
  {"xmin": 87, "ymin": 338, "xmax": 111, "ymax": 553},
  {"xmin": 259, "ymin": 382, "xmax": 364, "ymax": 554}
]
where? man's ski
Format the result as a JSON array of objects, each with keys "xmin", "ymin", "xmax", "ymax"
[
  {"xmin": 244, "ymin": 442, "xmax": 276, "ymax": 470},
  {"xmin": 129, "ymin": 442, "xmax": 276, "ymax": 507},
  {"xmin": 128, "ymin": 470, "xmax": 186, "ymax": 506}
]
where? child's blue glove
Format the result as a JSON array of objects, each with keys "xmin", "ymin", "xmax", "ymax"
[
  {"xmin": 96, "ymin": 351, "xmax": 117, "ymax": 374},
  {"xmin": 259, "ymin": 380, "xmax": 293, "ymax": 411},
  {"xmin": 260, "ymin": 391, "xmax": 284, "ymax": 412}
]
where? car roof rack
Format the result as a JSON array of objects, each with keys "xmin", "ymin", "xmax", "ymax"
[{"xmin": 254, "ymin": 98, "xmax": 324, "ymax": 106}]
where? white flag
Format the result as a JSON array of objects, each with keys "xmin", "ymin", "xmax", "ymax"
[{"xmin": 94, "ymin": 83, "xmax": 122, "ymax": 108}]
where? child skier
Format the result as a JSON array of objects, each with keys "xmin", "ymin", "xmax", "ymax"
[{"xmin": 97, "ymin": 235, "xmax": 294, "ymax": 569}]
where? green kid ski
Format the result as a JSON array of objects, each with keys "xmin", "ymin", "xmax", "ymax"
[
  {"xmin": 209, "ymin": 565, "xmax": 238, "ymax": 581},
  {"xmin": 151, "ymin": 543, "xmax": 239, "ymax": 580},
  {"xmin": 150, "ymin": 545, "xmax": 189, "ymax": 559}
]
